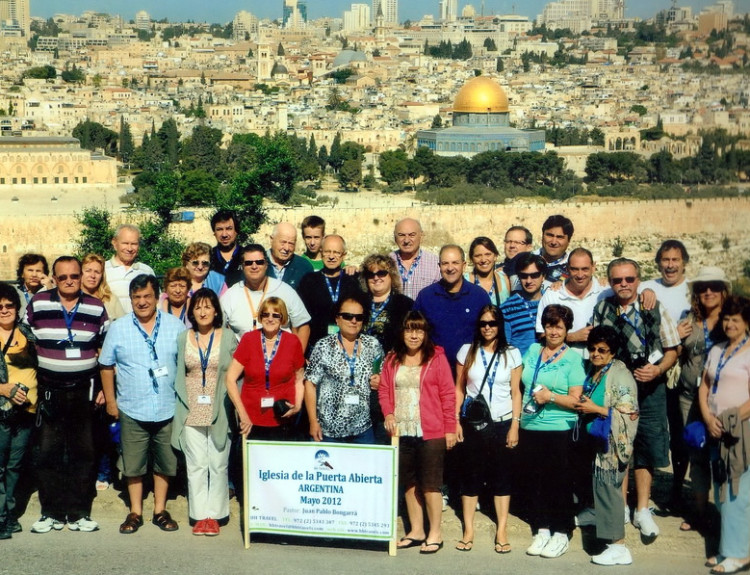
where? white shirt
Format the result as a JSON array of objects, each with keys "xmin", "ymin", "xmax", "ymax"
[
  {"xmin": 104, "ymin": 259, "xmax": 155, "ymax": 313},
  {"xmin": 456, "ymin": 344, "xmax": 522, "ymax": 420},
  {"xmin": 640, "ymin": 277, "xmax": 691, "ymax": 325}
]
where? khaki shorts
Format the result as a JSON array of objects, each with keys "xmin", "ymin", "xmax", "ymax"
[{"xmin": 118, "ymin": 410, "xmax": 177, "ymax": 477}]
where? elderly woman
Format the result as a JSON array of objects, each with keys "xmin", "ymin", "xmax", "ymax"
[
  {"xmin": 305, "ymin": 293, "xmax": 383, "ymax": 444},
  {"xmin": 0, "ymin": 282, "xmax": 37, "ymax": 539},
  {"xmin": 225, "ymin": 297, "xmax": 305, "ymax": 441},
  {"xmin": 675, "ymin": 267, "xmax": 729, "ymax": 533},
  {"xmin": 518, "ymin": 304, "xmax": 585, "ymax": 559},
  {"xmin": 379, "ymin": 311, "xmax": 456, "ymax": 554},
  {"xmin": 699, "ymin": 296, "xmax": 750, "ymax": 575},
  {"xmin": 454, "ymin": 304, "xmax": 522, "ymax": 553},
  {"xmin": 182, "ymin": 242, "xmax": 226, "ymax": 297},
  {"xmin": 465, "ymin": 237, "xmax": 511, "ymax": 307},
  {"xmin": 574, "ymin": 326, "xmax": 639, "ymax": 566},
  {"xmin": 160, "ymin": 267, "xmax": 192, "ymax": 326},
  {"xmin": 81, "ymin": 253, "xmax": 126, "ymax": 322},
  {"xmin": 15, "ymin": 253, "xmax": 52, "ymax": 316},
  {"xmin": 172, "ymin": 288, "xmax": 237, "ymax": 537}
]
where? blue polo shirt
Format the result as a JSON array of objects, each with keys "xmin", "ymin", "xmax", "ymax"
[
  {"xmin": 500, "ymin": 293, "xmax": 540, "ymax": 356},
  {"xmin": 413, "ymin": 280, "xmax": 490, "ymax": 369}
]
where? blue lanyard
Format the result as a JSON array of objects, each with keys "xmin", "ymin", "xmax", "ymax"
[
  {"xmin": 338, "ymin": 334, "xmax": 359, "ymax": 387},
  {"xmin": 168, "ymin": 302, "xmax": 187, "ymax": 322},
  {"xmin": 132, "ymin": 310, "xmax": 161, "ymax": 362},
  {"xmin": 583, "ymin": 361, "xmax": 613, "ymax": 397},
  {"xmin": 368, "ymin": 296, "xmax": 390, "ymax": 333},
  {"xmin": 262, "ymin": 331, "xmax": 282, "ymax": 392},
  {"xmin": 21, "ymin": 285, "xmax": 30, "ymax": 304},
  {"xmin": 323, "ymin": 274, "xmax": 341, "ymax": 303},
  {"xmin": 702, "ymin": 320, "xmax": 715, "ymax": 356},
  {"xmin": 712, "ymin": 335, "xmax": 749, "ymax": 394},
  {"xmin": 530, "ymin": 345, "xmax": 567, "ymax": 397},
  {"xmin": 216, "ymin": 245, "xmax": 239, "ymax": 275},
  {"xmin": 59, "ymin": 297, "xmax": 81, "ymax": 345},
  {"xmin": 396, "ymin": 251, "xmax": 422, "ymax": 289},
  {"xmin": 195, "ymin": 329, "xmax": 215, "ymax": 389},
  {"xmin": 620, "ymin": 307, "xmax": 646, "ymax": 347},
  {"xmin": 480, "ymin": 347, "xmax": 500, "ymax": 400}
]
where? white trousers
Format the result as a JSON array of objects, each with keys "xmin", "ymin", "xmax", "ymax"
[{"xmin": 182, "ymin": 425, "xmax": 230, "ymax": 521}]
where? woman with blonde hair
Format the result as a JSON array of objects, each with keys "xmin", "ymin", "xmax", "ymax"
[
  {"xmin": 81, "ymin": 253, "xmax": 126, "ymax": 321},
  {"xmin": 182, "ymin": 242, "xmax": 226, "ymax": 296}
]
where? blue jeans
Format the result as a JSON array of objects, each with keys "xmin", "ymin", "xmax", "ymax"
[
  {"xmin": 0, "ymin": 413, "xmax": 33, "ymax": 524},
  {"xmin": 322, "ymin": 427, "xmax": 375, "ymax": 445},
  {"xmin": 718, "ymin": 466, "xmax": 750, "ymax": 559}
]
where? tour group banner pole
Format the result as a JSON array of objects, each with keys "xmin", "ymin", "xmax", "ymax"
[{"xmin": 242, "ymin": 438, "xmax": 399, "ymax": 554}]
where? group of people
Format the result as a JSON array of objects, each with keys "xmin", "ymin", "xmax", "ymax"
[{"xmin": 0, "ymin": 209, "xmax": 748, "ymax": 574}]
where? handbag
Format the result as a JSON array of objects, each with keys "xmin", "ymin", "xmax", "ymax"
[
  {"xmin": 588, "ymin": 408, "xmax": 612, "ymax": 453},
  {"xmin": 460, "ymin": 348, "xmax": 499, "ymax": 433},
  {"xmin": 683, "ymin": 420, "xmax": 707, "ymax": 449}
]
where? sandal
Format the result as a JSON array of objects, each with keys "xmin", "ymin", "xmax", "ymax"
[
  {"xmin": 707, "ymin": 556, "xmax": 727, "ymax": 568},
  {"xmin": 152, "ymin": 510, "xmax": 179, "ymax": 532},
  {"xmin": 420, "ymin": 541, "xmax": 444, "ymax": 554},
  {"xmin": 397, "ymin": 536, "xmax": 425, "ymax": 549},
  {"xmin": 710, "ymin": 558, "xmax": 750, "ymax": 575},
  {"xmin": 119, "ymin": 512, "xmax": 143, "ymax": 534},
  {"xmin": 495, "ymin": 541, "xmax": 512, "ymax": 554},
  {"xmin": 456, "ymin": 540, "xmax": 473, "ymax": 552}
]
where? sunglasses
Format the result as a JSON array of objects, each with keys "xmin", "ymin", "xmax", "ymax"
[
  {"xmin": 56, "ymin": 274, "xmax": 81, "ymax": 282},
  {"xmin": 338, "ymin": 312, "xmax": 365, "ymax": 322},
  {"xmin": 190, "ymin": 260, "xmax": 210, "ymax": 267},
  {"xmin": 0, "ymin": 303, "xmax": 16, "ymax": 310},
  {"xmin": 478, "ymin": 320, "xmax": 499, "ymax": 328},
  {"xmin": 518, "ymin": 271, "xmax": 542, "ymax": 280},
  {"xmin": 243, "ymin": 259, "xmax": 267, "ymax": 267},
  {"xmin": 587, "ymin": 345, "xmax": 612, "ymax": 354},
  {"xmin": 260, "ymin": 312, "xmax": 282, "ymax": 319},
  {"xmin": 611, "ymin": 276, "xmax": 637, "ymax": 285},
  {"xmin": 365, "ymin": 269, "xmax": 389, "ymax": 279},
  {"xmin": 695, "ymin": 281, "xmax": 725, "ymax": 294}
]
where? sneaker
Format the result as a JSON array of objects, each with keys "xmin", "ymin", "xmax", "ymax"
[
  {"xmin": 633, "ymin": 507, "xmax": 659, "ymax": 538},
  {"xmin": 624, "ymin": 505, "xmax": 631, "ymax": 525},
  {"xmin": 575, "ymin": 507, "xmax": 596, "ymax": 527},
  {"xmin": 442, "ymin": 494, "xmax": 449, "ymax": 511},
  {"xmin": 192, "ymin": 519, "xmax": 208, "ymax": 536},
  {"xmin": 540, "ymin": 532, "xmax": 570, "ymax": 558},
  {"xmin": 67, "ymin": 517, "xmax": 99, "ymax": 532},
  {"xmin": 204, "ymin": 518, "xmax": 220, "ymax": 536},
  {"xmin": 95, "ymin": 480, "xmax": 110, "ymax": 491},
  {"xmin": 31, "ymin": 516, "xmax": 64, "ymax": 534},
  {"xmin": 592, "ymin": 543, "xmax": 633, "ymax": 566},
  {"xmin": 526, "ymin": 531, "xmax": 551, "ymax": 556}
]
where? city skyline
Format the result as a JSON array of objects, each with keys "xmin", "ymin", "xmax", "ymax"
[{"xmin": 29, "ymin": 0, "xmax": 746, "ymax": 24}]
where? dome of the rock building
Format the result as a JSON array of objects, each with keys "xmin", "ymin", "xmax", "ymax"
[{"xmin": 453, "ymin": 76, "xmax": 509, "ymax": 114}]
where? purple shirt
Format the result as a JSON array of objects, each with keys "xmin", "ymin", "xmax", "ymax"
[{"xmin": 389, "ymin": 249, "xmax": 441, "ymax": 301}]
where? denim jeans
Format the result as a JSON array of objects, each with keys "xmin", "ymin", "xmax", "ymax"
[
  {"xmin": 322, "ymin": 427, "xmax": 376, "ymax": 445},
  {"xmin": 0, "ymin": 413, "xmax": 33, "ymax": 524}
]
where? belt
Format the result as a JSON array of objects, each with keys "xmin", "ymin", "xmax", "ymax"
[{"xmin": 496, "ymin": 411, "xmax": 514, "ymax": 423}]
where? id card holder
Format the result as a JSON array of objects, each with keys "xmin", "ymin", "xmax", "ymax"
[
  {"xmin": 327, "ymin": 324, "xmax": 340, "ymax": 335},
  {"xmin": 344, "ymin": 393, "xmax": 359, "ymax": 405},
  {"xmin": 260, "ymin": 396, "xmax": 274, "ymax": 408},
  {"xmin": 152, "ymin": 365, "xmax": 169, "ymax": 378},
  {"xmin": 65, "ymin": 347, "xmax": 82, "ymax": 359},
  {"xmin": 197, "ymin": 395, "xmax": 212, "ymax": 405},
  {"xmin": 648, "ymin": 350, "xmax": 664, "ymax": 365}
]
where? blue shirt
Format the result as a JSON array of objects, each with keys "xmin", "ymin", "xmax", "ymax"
[
  {"xmin": 413, "ymin": 279, "xmax": 490, "ymax": 369},
  {"xmin": 99, "ymin": 310, "xmax": 186, "ymax": 422},
  {"xmin": 500, "ymin": 293, "xmax": 541, "ymax": 356}
]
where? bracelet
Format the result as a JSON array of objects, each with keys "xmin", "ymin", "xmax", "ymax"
[
  {"xmin": 550, "ymin": 392, "xmax": 556, "ymax": 404},
  {"xmin": 512, "ymin": 416, "xmax": 521, "ymax": 422}
]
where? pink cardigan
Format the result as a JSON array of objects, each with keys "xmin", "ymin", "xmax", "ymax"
[{"xmin": 378, "ymin": 346, "xmax": 457, "ymax": 441}]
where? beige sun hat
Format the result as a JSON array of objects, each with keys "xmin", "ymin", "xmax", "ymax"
[{"xmin": 688, "ymin": 266, "xmax": 732, "ymax": 293}]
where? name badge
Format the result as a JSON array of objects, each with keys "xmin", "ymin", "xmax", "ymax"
[
  {"xmin": 327, "ymin": 324, "xmax": 340, "ymax": 335},
  {"xmin": 344, "ymin": 393, "xmax": 360, "ymax": 405},
  {"xmin": 648, "ymin": 350, "xmax": 664, "ymax": 365},
  {"xmin": 65, "ymin": 347, "xmax": 81, "ymax": 359},
  {"xmin": 197, "ymin": 395, "xmax": 212, "ymax": 405},
  {"xmin": 260, "ymin": 396, "xmax": 274, "ymax": 408},
  {"xmin": 152, "ymin": 365, "xmax": 169, "ymax": 378}
]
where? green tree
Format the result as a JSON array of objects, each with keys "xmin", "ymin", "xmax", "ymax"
[
  {"xmin": 630, "ymin": 104, "xmax": 647, "ymax": 116},
  {"xmin": 181, "ymin": 125, "xmax": 225, "ymax": 176},
  {"xmin": 180, "ymin": 169, "xmax": 220, "ymax": 205},
  {"xmin": 22, "ymin": 65, "xmax": 56, "ymax": 80},
  {"xmin": 277, "ymin": 42, "xmax": 285, "ymax": 56},
  {"xmin": 157, "ymin": 118, "xmax": 181, "ymax": 167},
  {"xmin": 328, "ymin": 133, "xmax": 343, "ymax": 172},
  {"xmin": 119, "ymin": 116, "xmax": 135, "ymax": 164},
  {"xmin": 214, "ymin": 173, "xmax": 266, "ymax": 244},
  {"xmin": 61, "ymin": 64, "xmax": 85, "ymax": 84},
  {"xmin": 140, "ymin": 171, "xmax": 181, "ymax": 223},
  {"xmin": 496, "ymin": 58, "xmax": 504, "ymax": 72},
  {"xmin": 74, "ymin": 207, "xmax": 115, "ymax": 259},
  {"xmin": 431, "ymin": 115, "xmax": 443, "ymax": 128},
  {"xmin": 72, "ymin": 119, "xmax": 118, "ymax": 156},
  {"xmin": 378, "ymin": 149, "xmax": 409, "ymax": 185},
  {"xmin": 338, "ymin": 158, "xmax": 362, "ymax": 191}
]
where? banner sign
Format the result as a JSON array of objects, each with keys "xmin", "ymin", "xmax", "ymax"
[{"xmin": 244, "ymin": 440, "xmax": 398, "ymax": 544}]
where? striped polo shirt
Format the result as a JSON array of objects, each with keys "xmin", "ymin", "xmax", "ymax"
[
  {"xmin": 499, "ymin": 293, "xmax": 541, "ymax": 356},
  {"xmin": 25, "ymin": 289, "xmax": 109, "ymax": 386}
]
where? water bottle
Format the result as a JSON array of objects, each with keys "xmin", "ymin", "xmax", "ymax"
[{"xmin": 522, "ymin": 385, "xmax": 544, "ymax": 414}]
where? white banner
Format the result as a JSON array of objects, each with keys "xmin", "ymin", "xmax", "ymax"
[{"xmin": 244, "ymin": 440, "xmax": 398, "ymax": 543}]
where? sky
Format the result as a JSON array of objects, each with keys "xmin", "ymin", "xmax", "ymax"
[{"xmin": 31, "ymin": 0, "xmax": 748, "ymax": 24}]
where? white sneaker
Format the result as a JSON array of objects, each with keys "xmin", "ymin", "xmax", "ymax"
[
  {"xmin": 526, "ymin": 531, "xmax": 551, "ymax": 556},
  {"xmin": 624, "ymin": 505, "xmax": 630, "ymax": 525},
  {"xmin": 576, "ymin": 507, "xmax": 596, "ymax": 527},
  {"xmin": 31, "ymin": 516, "xmax": 64, "ymax": 534},
  {"xmin": 95, "ymin": 480, "xmax": 110, "ymax": 491},
  {"xmin": 442, "ymin": 494, "xmax": 449, "ymax": 511},
  {"xmin": 632, "ymin": 507, "xmax": 659, "ymax": 537},
  {"xmin": 540, "ymin": 532, "xmax": 570, "ymax": 558},
  {"xmin": 67, "ymin": 517, "xmax": 99, "ymax": 532},
  {"xmin": 592, "ymin": 543, "xmax": 633, "ymax": 565}
]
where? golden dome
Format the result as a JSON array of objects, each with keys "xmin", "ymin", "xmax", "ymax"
[{"xmin": 453, "ymin": 76, "xmax": 509, "ymax": 114}]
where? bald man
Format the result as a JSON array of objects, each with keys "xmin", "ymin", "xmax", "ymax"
[
  {"xmin": 266, "ymin": 222, "xmax": 314, "ymax": 290},
  {"xmin": 389, "ymin": 218, "xmax": 441, "ymax": 300}
]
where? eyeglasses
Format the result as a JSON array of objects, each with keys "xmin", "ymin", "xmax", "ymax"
[
  {"xmin": 190, "ymin": 260, "xmax": 210, "ymax": 268},
  {"xmin": 611, "ymin": 276, "xmax": 637, "ymax": 285},
  {"xmin": 0, "ymin": 303, "xmax": 16, "ymax": 310},
  {"xmin": 518, "ymin": 271, "xmax": 543, "ymax": 280},
  {"xmin": 260, "ymin": 312, "xmax": 283, "ymax": 319},
  {"xmin": 56, "ymin": 274, "xmax": 81, "ymax": 282},
  {"xmin": 587, "ymin": 345, "xmax": 612, "ymax": 354},
  {"xmin": 338, "ymin": 312, "xmax": 365, "ymax": 322},
  {"xmin": 478, "ymin": 320, "xmax": 500, "ymax": 328},
  {"xmin": 504, "ymin": 239, "xmax": 527, "ymax": 246},
  {"xmin": 695, "ymin": 281, "xmax": 725, "ymax": 294},
  {"xmin": 365, "ymin": 269, "xmax": 389, "ymax": 279},
  {"xmin": 322, "ymin": 250, "xmax": 344, "ymax": 257},
  {"xmin": 243, "ymin": 259, "xmax": 267, "ymax": 267},
  {"xmin": 404, "ymin": 328, "xmax": 425, "ymax": 335}
]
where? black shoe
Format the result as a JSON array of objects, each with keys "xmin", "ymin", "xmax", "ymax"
[
  {"xmin": 0, "ymin": 522, "xmax": 12, "ymax": 540},
  {"xmin": 8, "ymin": 519, "xmax": 21, "ymax": 533}
]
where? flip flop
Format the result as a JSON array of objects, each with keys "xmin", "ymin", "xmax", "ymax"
[
  {"xmin": 397, "ymin": 536, "xmax": 425, "ymax": 549},
  {"xmin": 495, "ymin": 541, "xmax": 512, "ymax": 554},
  {"xmin": 420, "ymin": 541, "xmax": 444, "ymax": 554},
  {"xmin": 455, "ymin": 540, "xmax": 473, "ymax": 552},
  {"xmin": 710, "ymin": 558, "xmax": 750, "ymax": 575}
]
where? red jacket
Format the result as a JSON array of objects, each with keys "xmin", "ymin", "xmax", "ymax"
[{"xmin": 378, "ymin": 346, "xmax": 457, "ymax": 441}]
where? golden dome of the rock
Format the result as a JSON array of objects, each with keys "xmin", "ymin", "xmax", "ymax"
[{"xmin": 453, "ymin": 76, "xmax": 509, "ymax": 114}]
